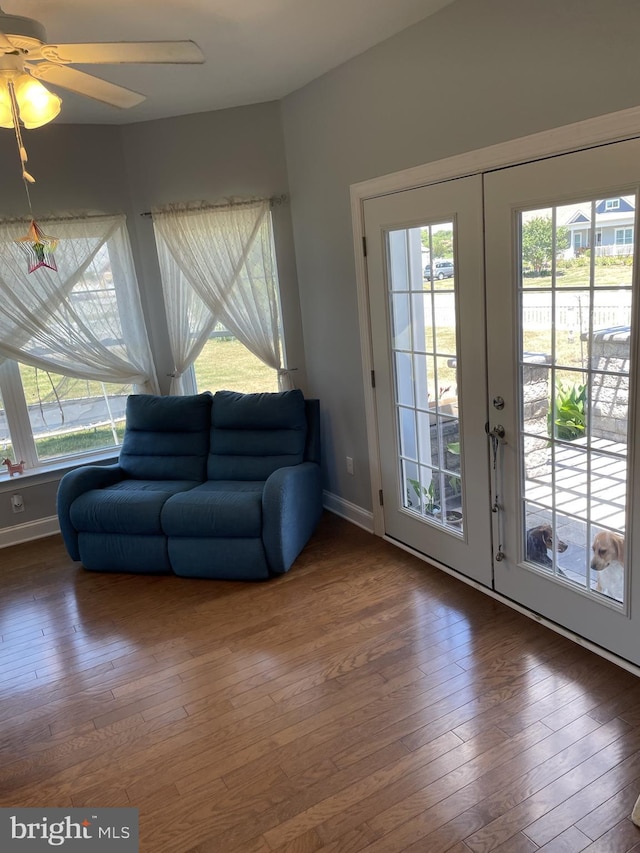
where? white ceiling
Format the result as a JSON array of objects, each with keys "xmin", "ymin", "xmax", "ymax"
[{"xmin": 2, "ymin": 0, "xmax": 455, "ymax": 124}]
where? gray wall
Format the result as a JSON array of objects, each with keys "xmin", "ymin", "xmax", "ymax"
[
  {"xmin": 281, "ymin": 0, "xmax": 640, "ymax": 512},
  {"xmin": 0, "ymin": 101, "xmax": 302, "ymax": 532},
  {"xmin": 0, "ymin": 124, "xmax": 129, "ymax": 217}
]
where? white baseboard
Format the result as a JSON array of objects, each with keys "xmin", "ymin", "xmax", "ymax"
[
  {"xmin": 0, "ymin": 515, "xmax": 60, "ymax": 549},
  {"xmin": 323, "ymin": 490, "xmax": 374, "ymax": 532}
]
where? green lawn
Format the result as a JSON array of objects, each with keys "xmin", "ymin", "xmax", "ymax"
[
  {"xmin": 35, "ymin": 425, "xmax": 127, "ymax": 460},
  {"xmin": 17, "ymin": 364, "xmax": 131, "ymax": 408},
  {"xmin": 194, "ymin": 337, "xmax": 279, "ymax": 394},
  {"xmin": 425, "ymin": 262, "xmax": 632, "ymax": 291},
  {"xmin": 524, "ymin": 262, "xmax": 632, "ymax": 288}
]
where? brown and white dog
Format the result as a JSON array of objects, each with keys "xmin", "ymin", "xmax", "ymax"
[{"xmin": 591, "ymin": 531, "xmax": 625, "ymax": 600}]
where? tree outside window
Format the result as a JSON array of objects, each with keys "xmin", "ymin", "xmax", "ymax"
[{"xmin": 521, "ymin": 216, "xmax": 570, "ymax": 273}]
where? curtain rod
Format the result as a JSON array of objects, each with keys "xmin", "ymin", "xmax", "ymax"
[
  {"xmin": 0, "ymin": 211, "xmax": 124, "ymax": 225},
  {"xmin": 140, "ymin": 194, "xmax": 287, "ymax": 218}
]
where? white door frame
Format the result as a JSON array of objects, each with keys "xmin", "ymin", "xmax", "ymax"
[{"xmin": 351, "ymin": 103, "xmax": 640, "ymax": 539}]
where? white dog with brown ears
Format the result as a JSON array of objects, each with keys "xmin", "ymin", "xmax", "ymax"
[{"xmin": 590, "ymin": 530, "xmax": 625, "ymax": 601}]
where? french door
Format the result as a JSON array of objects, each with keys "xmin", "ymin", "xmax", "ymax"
[
  {"xmin": 364, "ymin": 139, "xmax": 640, "ymax": 665},
  {"xmin": 364, "ymin": 175, "xmax": 493, "ymax": 586},
  {"xmin": 485, "ymin": 139, "xmax": 640, "ymax": 665}
]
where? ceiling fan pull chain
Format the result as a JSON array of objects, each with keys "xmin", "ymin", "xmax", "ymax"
[{"xmin": 7, "ymin": 80, "xmax": 36, "ymax": 195}]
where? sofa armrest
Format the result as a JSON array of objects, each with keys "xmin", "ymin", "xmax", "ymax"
[
  {"xmin": 262, "ymin": 461, "xmax": 323, "ymax": 574},
  {"xmin": 56, "ymin": 464, "xmax": 125, "ymax": 560}
]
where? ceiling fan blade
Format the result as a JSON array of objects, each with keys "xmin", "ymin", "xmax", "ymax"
[
  {"xmin": 40, "ymin": 41, "xmax": 204, "ymax": 65},
  {"xmin": 28, "ymin": 63, "xmax": 145, "ymax": 108}
]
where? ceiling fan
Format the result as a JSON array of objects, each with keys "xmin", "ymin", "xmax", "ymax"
[{"xmin": 0, "ymin": 5, "xmax": 204, "ymax": 124}]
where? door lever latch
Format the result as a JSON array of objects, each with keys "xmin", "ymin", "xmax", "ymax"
[
  {"xmin": 485, "ymin": 422, "xmax": 506, "ymax": 564},
  {"xmin": 486, "ymin": 424, "xmax": 506, "ymax": 440}
]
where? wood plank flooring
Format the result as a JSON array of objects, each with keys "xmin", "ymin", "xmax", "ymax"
[{"xmin": 1, "ymin": 511, "xmax": 640, "ymax": 852}]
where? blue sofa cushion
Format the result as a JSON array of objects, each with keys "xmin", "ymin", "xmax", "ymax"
[
  {"xmin": 78, "ymin": 533, "xmax": 172, "ymax": 575},
  {"xmin": 208, "ymin": 390, "xmax": 307, "ymax": 481},
  {"xmin": 70, "ymin": 480, "xmax": 198, "ymax": 535},
  {"xmin": 120, "ymin": 393, "xmax": 212, "ymax": 481},
  {"xmin": 169, "ymin": 537, "xmax": 270, "ymax": 581},
  {"xmin": 162, "ymin": 481, "xmax": 264, "ymax": 537}
]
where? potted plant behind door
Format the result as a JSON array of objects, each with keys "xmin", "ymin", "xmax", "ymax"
[{"xmin": 408, "ymin": 477, "xmax": 440, "ymax": 517}]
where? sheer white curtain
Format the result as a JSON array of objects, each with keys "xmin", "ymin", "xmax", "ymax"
[
  {"xmin": 152, "ymin": 198, "xmax": 290, "ymax": 394},
  {"xmin": 0, "ymin": 213, "xmax": 158, "ymax": 392}
]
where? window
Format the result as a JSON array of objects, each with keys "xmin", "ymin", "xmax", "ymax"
[
  {"xmin": 605, "ymin": 199, "xmax": 620, "ymax": 210},
  {"xmin": 1, "ymin": 362, "xmax": 131, "ymax": 464},
  {"xmin": 615, "ymin": 228, "xmax": 633, "ymax": 245},
  {"xmin": 152, "ymin": 198, "xmax": 289, "ymax": 395},
  {"xmin": 0, "ymin": 214, "xmax": 156, "ymax": 473},
  {"xmin": 574, "ymin": 233, "xmax": 582, "ymax": 250}
]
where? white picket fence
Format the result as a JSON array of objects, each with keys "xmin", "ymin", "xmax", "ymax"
[
  {"xmin": 522, "ymin": 304, "xmax": 630, "ymax": 330},
  {"xmin": 429, "ymin": 292, "xmax": 631, "ymax": 331}
]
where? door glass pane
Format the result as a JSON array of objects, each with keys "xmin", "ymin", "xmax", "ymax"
[
  {"xmin": 594, "ymin": 197, "xmax": 634, "ymax": 288},
  {"xmin": 398, "ymin": 406, "xmax": 418, "ymax": 461},
  {"xmin": 391, "ymin": 293, "xmax": 412, "ymax": 350},
  {"xmin": 388, "ymin": 222, "xmax": 463, "ymax": 534},
  {"xmin": 522, "ymin": 290, "xmax": 552, "ymax": 357},
  {"xmin": 519, "ymin": 197, "xmax": 633, "ymax": 605}
]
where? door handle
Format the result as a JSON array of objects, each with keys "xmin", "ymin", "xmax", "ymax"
[
  {"xmin": 485, "ymin": 422, "xmax": 506, "ymax": 562},
  {"xmin": 485, "ymin": 423, "xmax": 506, "ymax": 441}
]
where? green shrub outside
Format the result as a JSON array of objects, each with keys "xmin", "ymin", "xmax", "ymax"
[{"xmin": 548, "ymin": 380, "xmax": 587, "ymax": 441}]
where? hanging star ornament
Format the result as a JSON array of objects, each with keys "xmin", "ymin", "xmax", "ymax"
[
  {"xmin": 15, "ymin": 219, "xmax": 59, "ymax": 273},
  {"xmin": 5, "ymin": 80, "xmax": 59, "ymax": 273}
]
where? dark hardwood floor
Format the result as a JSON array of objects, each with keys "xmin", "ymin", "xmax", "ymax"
[{"xmin": 2, "ymin": 511, "xmax": 640, "ymax": 852}]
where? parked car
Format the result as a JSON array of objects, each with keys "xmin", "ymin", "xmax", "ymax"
[{"xmin": 424, "ymin": 259, "xmax": 455, "ymax": 280}]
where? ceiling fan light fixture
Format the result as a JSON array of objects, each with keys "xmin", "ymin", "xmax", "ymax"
[
  {"xmin": 13, "ymin": 74, "xmax": 61, "ymax": 128},
  {"xmin": 0, "ymin": 76, "xmax": 12, "ymax": 127}
]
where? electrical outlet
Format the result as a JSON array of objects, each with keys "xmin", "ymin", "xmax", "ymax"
[
  {"xmin": 346, "ymin": 456, "xmax": 354, "ymax": 475},
  {"xmin": 11, "ymin": 494, "xmax": 24, "ymax": 513}
]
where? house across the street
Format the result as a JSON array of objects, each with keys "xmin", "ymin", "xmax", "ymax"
[{"xmin": 563, "ymin": 195, "xmax": 635, "ymax": 256}]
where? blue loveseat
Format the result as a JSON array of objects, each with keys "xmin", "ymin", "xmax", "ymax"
[{"xmin": 57, "ymin": 389, "xmax": 323, "ymax": 581}]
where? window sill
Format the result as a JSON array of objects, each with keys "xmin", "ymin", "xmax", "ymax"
[{"xmin": 0, "ymin": 450, "xmax": 119, "ymax": 493}]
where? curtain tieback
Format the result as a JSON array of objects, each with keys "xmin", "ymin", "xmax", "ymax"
[{"xmin": 277, "ymin": 367, "xmax": 297, "ymax": 390}]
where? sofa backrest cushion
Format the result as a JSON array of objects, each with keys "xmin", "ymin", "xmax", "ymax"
[
  {"xmin": 120, "ymin": 393, "xmax": 212, "ymax": 481},
  {"xmin": 208, "ymin": 389, "xmax": 307, "ymax": 481}
]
